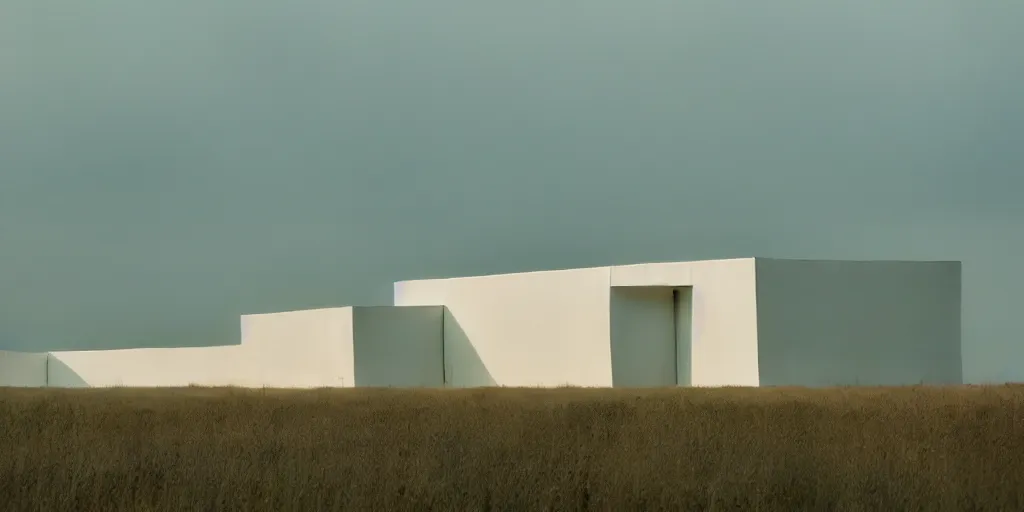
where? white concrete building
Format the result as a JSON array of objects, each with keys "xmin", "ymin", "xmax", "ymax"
[{"xmin": 0, "ymin": 258, "xmax": 962, "ymax": 388}]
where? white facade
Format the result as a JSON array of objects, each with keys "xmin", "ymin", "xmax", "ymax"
[
  {"xmin": 46, "ymin": 307, "xmax": 354, "ymax": 388},
  {"xmin": 0, "ymin": 258, "xmax": 962, "ymax": 388},
  {"xmin": 4, "ymin": 306, "xmax": 443, "ymax": 388},
  {"xmin": 394, "ymin": 258, "xmax": 763, "ymax": 387}
]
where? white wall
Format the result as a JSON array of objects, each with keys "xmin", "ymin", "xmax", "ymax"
[
  {"xmin": 237, "ymin": 307, "xmax": 354, "ymax": 388},
  {"xmin": 44, "ymin": 306, "xmax": 446, "ymax": 388},
  {"xmin": 48, "ymin": 307, "xmax": 354, "ymax": 388},
  {"xmin": 609, "ymin": 287, "xmax": 676, "ymax": 387},
  {"xmin": 395, "ymin": 260, "xmax": 765, "ymax": 387},
  {"xmin": 397, "ymin": 259, "xmax": 761, "ymax": 387},
  {"xmin": 441, "ymin": 307, "xmax": 493, "ymax": 387},
  {"xmin": 754, "ymin": 259, "xmax": 962, "ymax": 386},
  {"xmin": 396, "ymin": 267, "xmax": 614, "ymax": 387},
  {"xmin": 611, "ymin": 258, "xmax": 760, "ymax": 386},
  {"xmin": 48, "ymin": 346, "xmax": 235, "ymax": 387},
  {"xmin": 351, "ymin": 306, "xmax": 444, "ymax": 387},
  {"xmin": 0, "ymin": 350, "xmax": 47, "ymax": 387},
  {"xmin": 17, "ymin": 258, "xmax": 958, "ymax": 389}
]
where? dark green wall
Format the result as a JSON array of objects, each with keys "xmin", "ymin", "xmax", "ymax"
[{"xmin": 1, "ymin": 2, "xmax": 1021, "ymax": 382}]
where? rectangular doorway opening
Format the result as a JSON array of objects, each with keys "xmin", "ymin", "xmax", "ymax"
[
  {"xmin": 610, "ymin": 286, "xmax": 692, "ymax": 387},
  {"xmin": 673, "ymin": 287, "xmax": 692, "ymax": 386}
]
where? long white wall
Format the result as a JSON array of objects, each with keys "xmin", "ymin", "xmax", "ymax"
[
  {"xmin": 49, "ymin": 346, "xmax": 237, "ymax": 387},
  {"xmin": 48, "ymin": 307, "xmax": 354, "ymax": 388},
  {"xmin": 2, "ymin": 258, "xmax": 958, "ymax": 389},
  {"xmin": 396, "ymin": 267, "xmax": 614, "ymax": 387},
  {"xmin": 35, "ymin": 306, "xmax": 444, "ymax": 388}
]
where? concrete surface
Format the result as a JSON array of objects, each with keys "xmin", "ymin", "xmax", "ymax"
[
  {"xmin": 0, "ymin": 258, "xmax": 963, "ymax": 389},
  {"xmin": 755, "ymin": 259, "xmax": 962, "ymax": 386},
  {"xmin": 396, "ymin": 258, "xmax": 762, "ymax": 387},
  {"xmin": 610, "ymin": 258, "xmax": 761, "ymax": 386},
  {"xmin": 46, "ymin": 307, "xmax": 353, "ymax": 387},
  {"xmin": 396, "ymin": 266, "xmax": 614, "ymax": 386}
]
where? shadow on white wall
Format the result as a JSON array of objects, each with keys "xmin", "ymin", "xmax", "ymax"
[
  {"xmin": 443, "ymin": 309, "xmax": 494, "ymax": 387},
  {"xmin": 45, "ymin": 354, "xmax": 90, "ymax": 388}
]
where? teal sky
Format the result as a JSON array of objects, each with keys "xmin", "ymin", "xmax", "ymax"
[{"xmin": 1, "ymin": 2, "xmax": 1021, "ymax": 382}]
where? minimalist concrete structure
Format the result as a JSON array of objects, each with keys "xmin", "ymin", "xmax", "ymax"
[
  {"xmin": 0, "ymin": 258, "xmax": 962, "ymax": 388},
  {"xmin": 6, "ymin": 307, "xmax": 444, "ymax": 388}
]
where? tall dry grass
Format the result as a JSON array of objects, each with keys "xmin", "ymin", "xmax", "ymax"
[{"xmin": 1, "ymin": 385, "xmax": 1023, "ymax": 511}]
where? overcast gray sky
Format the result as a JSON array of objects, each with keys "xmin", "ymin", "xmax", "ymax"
[{"xmin": 1, "ymin": 1, "xmax": 1021, "ymax": 382}]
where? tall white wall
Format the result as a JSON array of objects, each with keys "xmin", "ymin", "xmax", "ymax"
[
  {"xmin": 611, "ymin": 258, "xmax": 760, "ymax": 386},
  {"xmin": 0, "ymin": 350, "xmax": 47, "ymax": 387},
  {"xmin": 754, "ymin": 259, "xmax": 962, "ymax": 386},
  {"xmin": 48, "ymin": 346, "xmax": 236, "ymax": 387},
  {"xmin": 48, "ymin": 307, "xmax": 354, "ymax": 388},
  {"xmin": 396, "ymin": 267, "xmax": 614, "ymax": 387},
  {"xmin": 237, "ymin": 307, "xmax": 354, "ymax": 388}
]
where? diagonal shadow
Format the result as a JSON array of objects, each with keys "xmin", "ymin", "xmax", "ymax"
[
  {"xmin": 442, "ymin": 308, "xmax": 495, "ymax": 387},
  {"xmin": 45, "ymin": 354, "xmax": 91, "ymax": 388}
]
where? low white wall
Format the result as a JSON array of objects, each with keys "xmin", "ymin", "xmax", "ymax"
[
  {"xmin": 48, "ymin": 346, "xmax": 236, "ymax": 387},
  {"xmin": 0, "ymin": 350, "xmax": 47, "ymax": 387},
  {"xmin": 754, "ymin": 259, "xmax": 962, "ymax": 386},
  {"xmin": 611, "ymin": 258, "xmax": 760, "ymax": 387},
  {"xmin": 48, "ymin": 307, "xmax": 354, "ymax": 388},
  {"xmin": 396, "ymin": 267, "xmax": 614, "ymax": 387}
]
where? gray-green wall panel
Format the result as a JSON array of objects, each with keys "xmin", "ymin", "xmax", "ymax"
[
  {"xmin": 755, "ymin": 259, "xmax": 962, "ymax": 386},
  {"xmin": 610, "ymin": 287, "xmax": 676, "ymax": 387},
  {"xmin": 352, "ymin": 306, "xmax": 444, "ymax": 387}
]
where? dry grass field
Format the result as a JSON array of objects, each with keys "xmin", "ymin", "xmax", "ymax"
[{"xmin": 1, "ymin": 385, "xmax": 1023, "ymax": 511}]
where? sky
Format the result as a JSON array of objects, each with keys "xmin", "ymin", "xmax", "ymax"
[{"xmin": 1, "ymin": 1, "xmax": 1021, "ymax": 382}]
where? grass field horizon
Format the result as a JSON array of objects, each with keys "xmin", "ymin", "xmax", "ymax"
[{"xmin": 2, "ymin": 385, "xmax": 1022, "ymax": 510}]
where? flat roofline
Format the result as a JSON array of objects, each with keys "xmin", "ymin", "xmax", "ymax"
[{"xmin": 754, "ymin": 257, "xmax": 961, "ymax": 264}]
